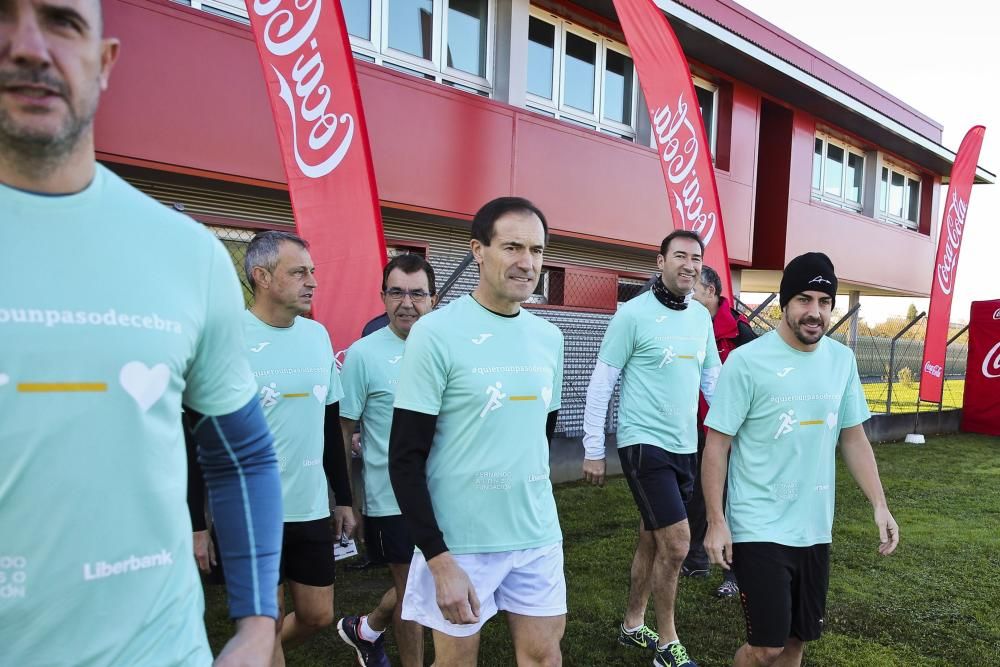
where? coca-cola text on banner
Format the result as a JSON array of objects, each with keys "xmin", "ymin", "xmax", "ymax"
[
  {"xmin": 247, "ymin": 0, "xmax": 388, "ymax": 357},
  {"xmin": 610, "ymin": 0, "xmax": 733, "ymax": 297},
  {"xmin": 919, "ymin": 126, "xmax": 986, "ymax": 403}
]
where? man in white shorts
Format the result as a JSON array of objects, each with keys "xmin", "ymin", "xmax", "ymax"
[{"xmin": 389, "ymin": 197, "xmax": 566, "ymax": 666}]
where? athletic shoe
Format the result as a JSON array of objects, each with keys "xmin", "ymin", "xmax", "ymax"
[
  {"xmin": 337, "ymin": 616, "xmax": 390, "ymax": 667},
  {"xmin": 679, "ymin": 563, "xmax": 709, "ymax": 578},
  {"xmin": 653, "ymin": 641, "xmax": 698, "ymax": 667},
  {"xmin": 714, "ymin": 579, "xmax": 739, "ymax": 598},
  {"xmin": 618, "ymin": 622, "xmax": 659, "ymax": 650}
]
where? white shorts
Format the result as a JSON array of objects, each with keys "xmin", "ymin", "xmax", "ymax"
[{"xmin": 401, "ymin": 542, "xmax": 566, "ymax": 637}]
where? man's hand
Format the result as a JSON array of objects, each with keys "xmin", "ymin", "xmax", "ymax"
[
  {"xmin": 214, "ymin": 616, "xmax": 275, "ymax": 667},
  {"xmin": 193, "ymin": 529, "xmax": 217, "ymax": 574},
  {"xmin": 704, "ymin": 519, "xmax": 733, "ymax": 571},
  {"xmin": 427, "ymin": 552, "xmax": 480, "ymax": 625},
  {"xmin": 333, "ymin": 505, "xmax": 356, "ymax": 540},
  {"xmin": 874, "ymin": 506, "xmax": 899, "ymax": 556},
  {"xmin": 582, "ymin": 458, "xmax": 606, "ymax": 487},
  {"xmin": 351, "ymin": 432, "xmax": 361, "ymax": 457}
]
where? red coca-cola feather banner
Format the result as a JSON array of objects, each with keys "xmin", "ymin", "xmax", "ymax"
[
  {"xmin": 919, "ymin": 126, "xmax": 985, "ymax": 402},
  {"xmin": 610, "ymin": 0, "xmax": 732, "ymax": 296},
  {"xmin": 247, "ymin": 0, "xmax": 387, "ymax": 356}
]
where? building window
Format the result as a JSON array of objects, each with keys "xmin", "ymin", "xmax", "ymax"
[
  {"xmin": 344, "ymin": 0, "xmax": 495, "ymax": 94},
  {"xmin": 617, "ymin": 276, "xmax": 647, "ymax": 305},
  {"xmin": 693, "ymin": 77, "xmax": 717, "ymax": 158},
  {"xmin": 878, "ymin": 162, "xmax": 920, "ymax": 229},
  {"xmin": 526, "ymin": 10, "xmax": 637, "ymax": 139},
  {"xmin": 811, "ymin": 133, "xmax": 865, "ymax": 211}
]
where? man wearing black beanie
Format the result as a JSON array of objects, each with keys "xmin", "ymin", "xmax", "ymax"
[{"xmin": 701, "ymin": 252, "xmax": 899, "ymax": 667}]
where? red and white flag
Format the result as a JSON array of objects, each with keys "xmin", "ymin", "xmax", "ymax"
[
  {"xmin": 611, "ymin": 0, "xmax": 733, "ymax": 296},
  {"xmin": 247, "ymin": 0, "xmax": 387, "ymax": 356},
  {"xmin": 919, "ymin": 126, "xmax": 986, "ymax": 402}
]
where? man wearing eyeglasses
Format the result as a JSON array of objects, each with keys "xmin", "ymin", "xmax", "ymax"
[{"xmin": 336, "ymin": 253, "xmax": 437, "ymax": 667}]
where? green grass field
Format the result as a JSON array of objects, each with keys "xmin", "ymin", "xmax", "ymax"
[
  {"xmin": 862, "ymin": 380, "xmax": 965, "ymax": 414},
  {"xmin": 204, "ymin": 434, "xmax": 1000, "ymax": 666}
]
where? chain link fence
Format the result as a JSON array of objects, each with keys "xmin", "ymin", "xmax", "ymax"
[{"xmin": 736, "ymin": 295, "xmax": 968, "ymax": 415}]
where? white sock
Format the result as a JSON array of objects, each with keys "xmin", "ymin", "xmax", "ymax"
[
  {"xmin": 359, "ymin": 615, "xmax": 384, "ymax": 642},
  {"xmin": 624, "ymin": 623, "xmax": 644, "ymax": 633},
  {"xmin": 657, "ymin": 639, "xmax": 679, "ymax": 650}
]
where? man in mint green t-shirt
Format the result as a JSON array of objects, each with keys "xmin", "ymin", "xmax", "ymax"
[
  {"xmin": 583, "ymin": 230, "xmax": 720, "ymax": 667},
  {"xmin": 229, "ymin": 231, "xmax": 356, "ymax": 666},
  {"xmin": 0, "ymin": 4, "xmax": 282, "ymax": 666},
  {"xmin": 336, "ymin": 253, "xmax": 437, "ymax": 667},
  {"xmin": 388, "ymin": 198, "xmax": 565, "ymax": 666},
  {"xmin": 703, "ymin": 252, "xmax": 899, "ymax": 667}
]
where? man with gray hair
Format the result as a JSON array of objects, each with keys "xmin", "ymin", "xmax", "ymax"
[
  {"xmin": 198, "ymin": 229, "xmax": 356, "ymax": 666},
  {"xmin": 1, "ymin": 0, "xmax": 283, "ymax": 664}
]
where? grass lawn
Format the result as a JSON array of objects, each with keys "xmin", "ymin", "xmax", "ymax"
[
  {"xmin": 203, "ymin": 434, "xmax": 1000, "ymax": 666},
  {"xmin": 862, "ymin": 380, "xmax": 965, "ymax": 413}
]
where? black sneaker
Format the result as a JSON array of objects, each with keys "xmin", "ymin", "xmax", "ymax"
[
  {"xmin": 653, "ymin": 641, "xmax": 698, "ymax": 666},
  {"xmin": 337, "ymin": 616, "xmax": 390, "ymax": 667},
  {"xmin": 679, "ymin": 563, "xmax": 709, "ymax": 578},
  {"xmin": 714, "ymin": 579, "xmax": 739, "ymax": 598},
  {"xmin": 617, "ymin": 622, "xmax": 658, "ymax": 650}
]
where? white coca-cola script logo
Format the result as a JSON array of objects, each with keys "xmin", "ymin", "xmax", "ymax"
[
  {"xmin": 992, "ymin": 308, "xmax": 1000, "ymax": 320},
  {"xmin": 652, "ymin": 96, "xmax": 716, "ymax": 246},
  {"xmin": 935, "ymin": 192, "xmax": 968, "ymax": 296},
  {"xmin": 983, "ymin": 341, "xmax": 1000, "ymax": 379},
  {"xmin": 923, "ymin": 361, "xmax": 943, "ymax": 379},
  {"xmin": 253, "ymin": 0, "xmax": 354, "ymax": 178}
]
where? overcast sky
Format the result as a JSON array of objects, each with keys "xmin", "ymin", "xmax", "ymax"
[{"xmin": 734, "ymin": 0, "xmax": 998, "ymax": 323}]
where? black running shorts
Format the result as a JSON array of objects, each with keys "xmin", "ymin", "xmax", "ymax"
[
  {"xmin": 281, "ymin": 517, "xmax": 336, "ymax": 587},
  {"xmin": 618, "ymin": 444, "xmax": 696, "ymax": 530},
  {"xmin": 732, "ymin": 542, "xmax": 830, "ymax": 647},
  {"xmin": 364, "ymin": 514, "xmax": 416, "ymax": 565}
]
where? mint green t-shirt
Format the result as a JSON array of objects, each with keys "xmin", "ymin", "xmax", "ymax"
[
  {"xmin": 598, "ymin": 291, "xmax": 720, "ymax": 454},
  {"xmin": 393, "ymin": 295, "xmax": 564, "ymax": 554},
  {"xmin": 0, "ymin": 166, "xmax": 257, "ymax": 666},
  {"xmin": 704, "ymin": 331, "xmax": 871, "ymax": 546},
  {"xmin": 243, "ymin": 311, "xmax": 343, "ymax": 522},
  {"xmin": 340, "ymin": 325, "xmax": 406, "ymax": 517}
]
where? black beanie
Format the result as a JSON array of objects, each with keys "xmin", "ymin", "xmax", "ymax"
[{"xmin": 780, "ymin": 252, "xmax": 838, "ymax": 308}]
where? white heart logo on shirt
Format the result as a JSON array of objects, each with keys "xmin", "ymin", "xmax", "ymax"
[
  {"xmin": 826, "ymin": 413, "xmax": 837, "ymax": 430},
  {"xmin": 312, "ymin": 385, "xmax": 328, "ymax": 403},
  {"xmin": 541, "ymin": 386, "xmax": 553, "ymax": 409},
  {"xmin": 119, "ymin": 362, "xmax": 170, "ymax": 413},
  {"xmin": 0, "ymin": 373, "xmax": 9, "ymax": 387}
]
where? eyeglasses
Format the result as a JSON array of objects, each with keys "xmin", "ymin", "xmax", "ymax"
[{"xmin": 384, "ymin": 288, "xmax": 431, "ymax": 302}]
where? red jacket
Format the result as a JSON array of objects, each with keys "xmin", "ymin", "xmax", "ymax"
[{"xmin": 698, "ymin": 297, "xmax": 755, "ymax": 422}]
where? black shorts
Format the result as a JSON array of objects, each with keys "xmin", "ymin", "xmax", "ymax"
[
  {"xmin": 281, "ymin": 517, "xmax": 336, "ymax": 587},
  {"xmin": 733, "ymin": 542, "xmax": 830, "ymax": 647},
  {"xmin": 364, "ymin": 514, "xmax": 416, "ymax": 565},
  {"xmin": 618, "ymin": 445, "xmax": 696, "ymax": 530}
]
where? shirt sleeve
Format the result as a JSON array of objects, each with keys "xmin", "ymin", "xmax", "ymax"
[
  {"xmin": 183, "ymin": 238, "xmax": 257, "ymax": 416},
  {"xmin": 325, "ymin": 331, "xmax": 344, "ymax": 405},
  {"xmin": 338, "ymin": 343, "xmax": 368, "ymax": 421},
  {"xmin": 704, "ymin": 353, "xmax": 753, "ymax": 436},
  {"xmin": 703, "ymin": 311, "xmax": 722, "ymax": 370},
  {"xmin": 839, "ymin": 357, "xmax": 872, "ymax": 429},
  {"xmin": 550, "ymin": 331, "xmax": 564, "ymax": 411},
  {"xmin": 596, "ymin": 309, "xmax": 633, "ymax": 370},
  {"xmin": 393, "ymin": 320, "xmax": 448, "ymax": 416}
]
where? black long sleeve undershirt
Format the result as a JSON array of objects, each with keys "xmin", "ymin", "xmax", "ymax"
[
  {"xmin": 324, "ymin": 401, "xmax": 353, "ymax": 507},
  {"xmin": 389, "ymin": 407, "xmax": 560, "ymax": 561},
  {"xmin": 184, "ymin": 412, "xmax": 208, "ymax": 532}
]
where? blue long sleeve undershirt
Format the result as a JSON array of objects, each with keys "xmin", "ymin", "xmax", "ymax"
[{"xmin": 186, "ymin": 397, "xmax": 283, "ymax": 620}]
